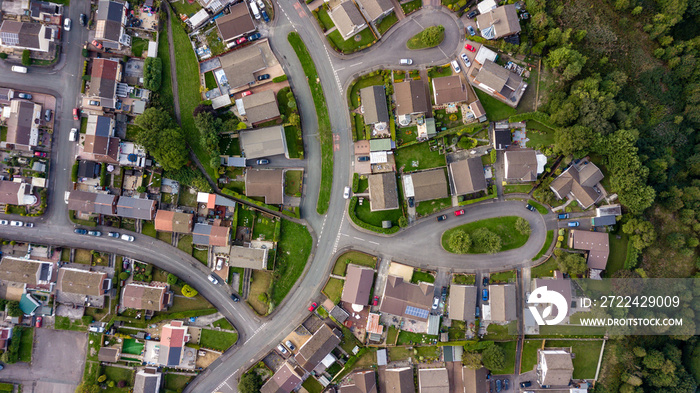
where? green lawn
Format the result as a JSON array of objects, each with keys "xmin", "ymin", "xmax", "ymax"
[
  {"xmin": 288, "ymin": 33, "xmax": 332, "ymax": 214},
  {"xmin": 219, "ymin": 134, "xmax": 241, "ymax": 156},
  {"xmin": 204, "ymin": 71, "xmax": 217, "ymax": 90},
  {"xmin": 489, "ymin": 270, "xmax": 515, "ymax": 283},
  {"xmin": 284, "ymin": 170, "xmax": 303, "ymax": 196},
  {"xmin": 168, "ymin": 292, "xmax": 214, "ymax": 312},
  {"xmin": 322, "ymin": 278, "xmax": 344, "ymax": 304},
  {"xmin": 354, "ymin": 113, "xmax": 366, "ymax": 140},
  {"xmin": 206, "ymin": 28, "xmax": 225, "ymax": 56},
  {"xmin": 415, "ymin": 197, "xmax": 452, "ymax": 217},
  {"xmin": 491, "ymin": 341, "xmax": 517, "ymax": 374},
  {"xmin": 170, "ymin": 0, "xmax": 202, "ymax": 16},
  {"xmin": 328, "ymin": 29, "xmax": 377, "ymax": 54},
  {"xmin": 171, "ymin": 10, "xmax": 216, "ymax": 179},
  {"xmin": 474, "ymin": 89, "xmax": 517, "ymax": 121},
  {"xmin": 411, "ymin": 270, "xmax": 435, "ymax": 284},
  {"xmin": 484, "ymin": 323, "xmax": 516, "ymax": 340},
  {"xmin": 157, "ymin": 10, "xmax": 174, "ymax": 116},
  {"xmin": 407, "ymin": 28, "xmax": 444, "ymax": 49},
  {"xmin": 525, "ymin": 121, "xmax": 557, "ymax": 147},
  {"xmin": 315, "ymin": 7, "xmax": 335, "ymax": 30},
  {"xmin": 545, "ymin": 340, "xmax": 603, "ymax": 379},
  {"xmin": 527, "ymin": 200, "xmax": 548, "ymax": 214},
  {"xmin": 428, "ymin": 65, "xmax": 452, "ymax": 79},
  {"xmin": 605, "ymin": 233, "xmax": 629, "ymax": 277},
  {"xmin": 397, "ymin": 331, "xmax": 437, "ymax": 345},
  {"xmin": 284, "ymin": 125, "xmax": 304, "ymax": 159},
  {"xmin": 131, "ymin": 37, "xmax": 148, "ymax": 58},
  {"xmin": 397, "ymin": 126, "xmax": 418, "ymax": 146},
  {"xmin": 400, "ymin": 0, "xmax": 422, "ymax": 14},
  {"xmin": 441, "ymin": 216, "xmax": 531, "ymax": 254},
  {"xmin": 531, "ymin": 257, "xmax": 558, "ymax": 278},
  {"xmin": 348, "ymin": 74, "xmax": 384, "ymax": 109},
  {"xmin": 452, "ymin": 274, "xmax": 475, "ymax": 285},
  {"xmin": 177, "ymin": 235, "xmax": 193, "ymax": 254},
  {"xmin": 199, "ymin": 329, "xmax": 238, "ymax": 351},
  {"xmin": 386, "ymin": 326, "xmax": 399, "ymax": 345},
  {"xmin": 193, "ymin": 249, "xmax": 208, "ymax": 265},
  {"xmin": 534, "ymin": 230, "xmax": 554, "ymax": 260},
  {"xmin": 394, "ymin": 141, "xmax": 446, "ymax": 171},
  {"xmin": 164, "ymin": 374, "xmax": 193, "ymax": 392},
  {"xmin": 270, "ymin": 220, "xmax": 312, "ymax": 306},
  {"xmin": 448, "ymin": 320, "xmax": 466, "ymax": 340},
  {"xmin": 302, "ymin": 378, "xmax": 324, "ymax": 393},
  {"xmin": 376, "ymin": 12, "xmax": 398, "ymax": 35},
  {"xmin": 503, "ymin": 184, "xmax": 532, "ymax": 194},
  {"xmin": 521, "ymin": 339, "xmax": 543, "ymax": 373},
  {"xmin": 332, "ymin": 251, "xmax": 377, "ymax": 276},
  {"xmin": 355, "ymin": 201, "xmax": 403, "ymax": 227},
  {"xmin": 388, "ymin": 346, "xmax": 412, "ymax": 361},
  {"xmin": 252, "ymin": 215, "xmax": 277, "ymax": 241},
  {"xmin": 18, "ymin": 327, "xmax": 33, "ymax": 363},
  {"xmin": 141, "ymin": 221, "xmax": 156, "ymax": 238}
]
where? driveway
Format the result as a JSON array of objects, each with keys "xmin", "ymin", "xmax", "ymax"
[{"xmin": 0, "ymin": 329, "xmax": 87, "ymax": 393}]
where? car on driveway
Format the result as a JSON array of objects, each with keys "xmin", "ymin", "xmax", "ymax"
[
  {"xmin": 496, "ymin": 379, "xmax": 502, "ymax": 392},
  {"xmin": 256, "ymin": 158, "xmax": 269, "ymax": 165},
  {"xmin": 308, "ymin": 302, "xmax": 318, "ymax": 312},
  {"xmin": 358, "ymin": 156, "xmax": 370, "ymax": 162},
  {"xmin": 482, "ymin": 288, "xmax": 489, "ymax": 301},
  {"xmin": 467, "ymin": 10, "xmax": 478, "ymax": 18},
  {"xmin": 451, "ymin": 60, "xmax": 461, "ymax": 73},
  {"xmin": 525, "ymin": 204, "xmax": 536, "ymax": 212},
  {"xmin": 568, "ymin": 221, "xmax": 580, "ymax": 227},
  {"xmin": 248, "ymin": 33, "xmax": 262, "ymax": 41},
  {"xmin": 208, "ymin": 274, "xmax": 219, "ymax": 284},
  {"xmin": 408, "ymin": 197, "xmax": 414, "ymax": 208},
  {"xmin": 503, "ymin": 379, "xmax": 509, "ymax": 390},
  {"xmin": 88, "ymin": 230, "xmax": 102, "ymax": 237},
  {"xmin": 108, "ymin": 232, "xmax": 119, "ymax": 238},
  {"xmin": 18, "ymin": 93, "xmax": 32, "ymax": 99},
  {"xmin": 261, "ymin": 9, "xmax": 270, "ymax": 22},
  {"xmin": 520, "ymin": 381, "xmax": 532, "ymax": 388},
  {"xmin": 465, "ymin": 44, "xmax": 476, "ymax": 52},
  {"xmin": 372, "ymin": 295, "xmax": 379, "ymax": 306},
  {"xmin": 35, "ymin": 316, "xmax": 42, "ymax": 328},
  {"xmin": 475, "ymin": 306, "xmax": 480, "ymax": 318},
  {"xmin": 241, "ymin": 91, "xmax": 253, "ymax": 97},
  {"xmin": 64, "ymin": 18, "xmax": 71, "ymax": 31},
  {"xmin": 437, "ymin": 214, "xmax": 448, "ymax": 222},
  {"xmin": 483, "ymin": 276, "xmax": 489, "ymax": 286},
  {"xmin": 10, "ymin": 221, "xmax": 22, "ymax": 227},
  {"xmin": 257, "ymin": 74, "xmax": 270, "ymax": 81},
  {"xmin": 73, "ymin": 108, "xmax": 80, "ymax": 120},
  {"xmin": 467, "ymin": 26, "xmax": 476, "ymax": 36},
  {"xmin": 44, "ymin": 109, "xmax": 52, "ymax": 122},
  {"xmin": 460, "ymin": 53, "xmax": 471, "ymax": 68},
  {"xmin": 432, "ymin": 297, "xmax": 440, "ymax": 309},
  {"xmin": 34, "ymin": 151, "xmax": 47, "ymax": 158},
  {"xmin": 121, "ymin": 234, "xmax": 134, "ymax": 242},
  {"xmin": 558, "ymin": 213, "xmax": 569, "ymax": 219},
  {"xmin": 454, "ymin": 209, "xmax": 465, "ymax": 216},
  {"xmin": 285, "ymin": 340, "xmax": 295, "ymax": 351},
  {"xmin": 236, "ymin": 37, "xmax": 247, "ymax": 45},
  {"xmin": 92, "ymin": 40, "xmax": 103, "ymax": 49},
  {"xmin": 74, "ymin": 228, "xmax": 87, "ymax": 235},
  {"xmin": 277, "ymin": 344, "xmax": 288, "ymax": 354}
]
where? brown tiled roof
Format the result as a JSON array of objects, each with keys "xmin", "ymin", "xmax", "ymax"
[
  {"xmin": 380, "ymin": 275, "xmax": 433, "ymax": 321},
  {"xmin": 462, "ymin": 367, "xmax": 488, "ymax": 393},
  {"xmin": 216, "ymin": 2, "xmax": 255, "ymax": 41},
  {"xmin": 418, "ymin": 368, "xmax": 449, "ymax": 393},
  {"xmin": 368, "ymin": 172, "xmax": 399, "ymax": 211},
  {"xmin": 360, "ymin": 85, "xmax": 389, "ymax": 124},
  {"xmin": 448, "ymin": 158, "xmax": 487, "ymax": 195},
  {"xmin": 260, "ymin": 362, "xmax": 303, "ymax": 393},
  {"xmin": 294, "ymin": 324, "xmax": 341, "ymax": 372},
  {"xmin": 383, "ymin": 367, "xmax": 415, "ymax": 393},
  {"xmin": 448, "ymin": 285, "xmax": 477, "ymax": 321},
  {"xmin": 504, "ymin": 149, "xmax": 537, "ymax": 181},
  {"xmin": 220, "ymin": 44, "xmax": 267, "ymax": 88},
  {"xmin": 395, "ymin": 80, "xmax": 429, "ymax": 116},
  {"xmin": 89, "ymin": 59, "xmax": 120, "ymax": 103},
  {"xmin": 550, "ymin": 161, "xmax": 604, "ymax": 208},
  {"xmin": 0, "ymin": 257, "xmax": 42, "ymax": 285},
  {"xmin": 57, "ymin": 268, "xmax": 107, "ymax": 296},
  {"xmin": 476, "ymin": 4, "xmax": 521, "ymax": 39},
  {"xmin": 407, "ymin": 168, "xmax": 449, "ymax": 202},
  {"xmin": 240, "ymin": 90, "xmax": 280, "ymax": 125},
  {"xmin": 0, "ymin": 181, "xmax": 22, "ymax": 205},
  {"xmin": 7, "ymin": 100, "xmax": 36, "ymax": 146},
  {"xmin": 192, "ymin": 223, "xmax": 231, "ymax": 247},
  {"xmin": 154, "ymin": 210, "xmax": 194, "ymax": 233},
  {"xmin": 0, "ymin": 21, "xmax": 45, "ymax": 51},
  {"xmin": 432, "ymin": 76, "xmax": 467, "ymax": 105},
  {"xmin": 570, "ymin": 230, "xmax": 609, "ymax": 270},
  {"xmin": 66, "ymin": 191, "xmax": 118, "ymax": 215},
  {"xmin": 121, "ymin": 282, "xmax": 167, "ymax": 311},
  {"xmin": 533, "ymin": 271, "xmax": 572, "ymax": 317},
  {"xmin": 538, "ymin": 350, "xmax": 573, "ymax": 386},
  {"xmin": 341, "ymin": 264, "xmax": 374, "ymax": 305},
  {"xmin": 98, "ymin": 347, "xmax": 120, "ymax": 362},
  {"xmin": 489, "ymin": 284, "xmax": 516, "ymax": 322},
  {"xmin": 340, "ymin": 370, "xmax": 377, "ymax": 393},
  {"xmin": 245, "ymin": 168, "xmax": 284, "ymax": 205}
]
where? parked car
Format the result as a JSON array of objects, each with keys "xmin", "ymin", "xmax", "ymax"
[
  {"xmin": 261, "ymin": 10, "xmax": 270, "ymax": 22},
  {"xmin": 408, "ymin": 197, "xmax": 415, "ymax": 208},
  {"xmin": 558, "ymin": 213, "xmax": 570, "ymax": 219},
  {"xmin": 208, "ymin": 274, "xmax": 219, "ymax": 284},
  {"xmin": 92, "ymin": 40, "xmax": 103, "ymax": 49},
  {"xmin": 241, "ymin": 91, "xmax": 253, "ymax": 97},
  {"xmin": 285, "ymin": 340, "xmax": 296, "ymax": 351},
  {"xmin": 308, "ymin": 302, "xmax": 318, "ymax": 312},
  {"xmin": 236, "ymin": 36, "xmax": 247, "ymax": 45},
  {"xmin": 11, "ymin": 66, "xmax": 27, "ymax": 73},
  {"xmin": 496, "ymin": 379, "xmax": 502, "ymax": 392},
  {"xmin": 73, "ymin": 107, "xmax": 80, "ymax": 120},
  {"xmin": 10, "ymin": 221, "xmax": 22, "ymax": 227},
  {"xmin": 277, "ymin": 344, "xmax": 288, "ymax": 354},
  {"xmin": 74, "ymin": 228, "xmax": 87, "ymax": 235},
  {"xmin": 231, "ymin": 293, "xmax": 240, "ymax": 302},
  {"xmin": 89, "ymin": 100, "xmax": 100, "ymax": 106},
  {"xmin": 357, "ymin": 156, "xmax": 370, "ymax": 162},
  {"xmin": 520, "ymin": 381, "xmax": 532, "ymax": 388},
  {"xmin": 432, "ymin": 297, "xmax": 440, "ymax": 309},
  {"xmin": 437, "ymin": 214, "xmax": 448, "ymax": 222},
  {"xmin": 80, "ymin": 13, "xmax": 87, "ymax": 26},
  {"xmin": 108, "ymin": 232, "xmax": 119, "ymax": 238},
  {"xmin": 343, "ymin": 186, "xmax": 351, "ymax": 199},
  {"xmin": 87, "ymin": 230, "xmax": 102, "ymax": 237},
  {"xmin": 525, "ymin": 204, "xmax": 536, "ymax": 212},
  {"xmin": 17, "ymin": 93, "xmax": 32, "ymax": 100},
  {"xmin": 34, "ymin": 151, "xmax": 47, "ymax": 158},
  {"xmin": 372, "ymin": 295, "xmax": 379, "ymax": 306},
  {"xmin": 44, "ymin": 109, "xmax": 52, "ymax": 122},
  {"xmin": 257, "ymin": 74, "xmax": 270, "ymax": 81},
  {"xmin": 503, "ymin": 379, "xmax": 509, "ymax": 390},
  {"xmin": 475, "ymin": 306, "xmax": 480, "ymax": 318},
  {"xmin": 467, "ymin": 10, "xmax": 478, "ymax": 18},
  {"xmin": 400, "ymin": 58, "xmax": 413, "ymax": 65},
  {"xmin": 482, "ymin": 288, "xmax": 489, "ymax": 301},
  {"xmin": 69, "ymin": 128, "xmax": 78, "ymax": 142},
  {"xmin": 248, "ymin": 33, "xmax": 262, "ymax": 41},
  {"xmin": 451, "ymin": 60, "xmax": 461, "ymax": 73},
  {"xmin": 483, "ymin": 276, "xmax": 489, "ymax": 286},
  {"xmin": 24, "ymin": 222, "xmax": 34, "ymax": 228},
  {"xmin": 465, "ymin": 44, "xmax": 476, "ymax": 52},
  {"xmin": 568, "ymin": 221, "xmax": 580, "ymax": 227},
  {"xmin": 35, "ymin": 316, "xmax": 42, "ymax": 328},
  {"xmin": 64, "ymin": 18, "xmax": 71, "ymax": 31},
  {"xmin": 454, "ymin": 209, "xmax": 465, "ymax": 216},
  {"xmin": 216, "ymin": 259, "xmax": 223, "ymax": 270},
  {"xmin": 460, "ymin": 53, "xmax": 471, "ymax": 68},
  {"xmin": 256, "ymin": 158, "xmax": 270, "ymax": 165},
  {"xmin": 467, "ymin": 25, "xmax": 476, "ymax": 36},
  {"xmin": 121, "ymin": 234, "xmax": 134, "ymax": 242}
]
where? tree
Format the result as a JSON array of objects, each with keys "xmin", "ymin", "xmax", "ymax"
[
  {"xmin": 194, "ymin": 112, "xmax": 222, "ymax": 168},
  {"xmin": 472, "ymin": 228, "xmax": 502, "ymax": 254},
  {"xmin": 545, "ymin": 47, "xmax": 587, "ymax": 82},
  {"xmin": 449, "ymin": 230, "xmax": 472, "ymax": 254},
  {"xmin": 462, "ymin": 351, "xmax": 482, "ymax": 369},
  {"xmin": 181, "ymin": 285, "xmax": 198, "ymax": 297},
  {"xmin": 288, "ymin": 113, "xmax": 300, "ymax": 127},
  {"xmin": 398, "ymin": 216, "xmax": 408, "ymax": 228},
  {"xmin": 118, "ymin": 272, "xmax": 129, "ymax": 281},
  {"xmin": 151, "ymin": 128, "xmax": 189, "ymax": 171},
  {"xmin": 239, "ymin": 372, "xmax": 263, "ymax": 393},
  {"xmin": 515, "ymin": 217, "xmax": 530, "ymax": 235},
  {"xmin": 143, "ymin": 57, "xmax": 162, "ymax": 91},
  {"xmin": 134, "ymin": 108, "xmax": 174, "ymax": 152},
  {"xmin": 421, "ymin": 25, "xmax": 445, "ymax": 47},
  {"xmin": 167, "ymin": 273, "xmax": 178, "ymax": 286},
  {"xmin": 21, "ymin": 50, "xmax": 31, "ymax": 66},
  {"xmin": 457, "ymin": 137, "xmax": 477, "ymax": 150},
  {"xmin": 482, "ymin": 344, "xmax": 506, "ymax": 371},
  {"xmin": 557, "ymin": 253, "xmax": 587, "ymax": 276},
  {"xmin": 6, "ymin": 301, "xmax": 21, "ymax": 317},
  {"xmin": 0, "ymin": 53, "xmax": 7, "ymax": 60}
]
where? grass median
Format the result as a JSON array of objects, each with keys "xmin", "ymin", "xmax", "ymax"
[{"xmin": 288, "ymin": 32, "xmax": 333, "ymax": 214}]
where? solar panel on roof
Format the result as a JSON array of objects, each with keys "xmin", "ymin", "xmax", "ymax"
[{"xmin": 405, "ymin": 306, "xmax": 429, "ymax": 319}]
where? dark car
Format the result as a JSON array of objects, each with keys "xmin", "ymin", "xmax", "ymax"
[
  {"xmin": 248, "ymin": 33, "xmax": 262, "ymax": 41},
  {"xmin": 503, "ymin": 380, "xmax": 509, "ymax": 390},
  {"xmin": 256, "ymin": 158, "xmax": 270, "ymax": 165},
  {"xmin": 467, "ymin": 10, "xmax": 478, "ymax": 18},
  {"xmin": 408, "ymin": 197, "xmax": 415, "ymax": 208},
  {"xmin": 437, "ymin": 214, "xmax": 448, "ymax": 222},
  {"xmin": 357, "ymin": 156, "xmax": 370, "ymax": 162},
  {"xmin": 261, "ymin": 9, "xmax": 270, "ymax": 22},
  {"xmin": 74, "ymin": 228, "xmax": 88, "ymax": 235},
  {"xmin": 231, "ymin": 293, "xmax": 240, "ymax": 302},
  {"xmin": 496, "ymin": 379, "xmax": 502, "ymax": 392},
  {"xmin": 520, "ymin": 381, "xmax": 532, "ymax": 388},
  {"xmin": 558, "ymin": 213, "xmax": 570, "ymax": 219},
  {"xmin": 80, "ymin": 13, "xmax": 87, "ymax": 26},
  {"xmin": 257, "ymin": 74, "xmax": 270, "ymax": 81},
  {"xmin": 483, "ymin": 276, "xmax": 489, "ymax": 286},
  {"xmin": 525, "ymin": 204, "xmax": 536, "ymax": 212},
  {"xmin": 482, "ymin": 288, "xmax": 489, "ymax": 301},
  {"xmin": 441, "ymin": 287, "xmax": 448, "ymax": 297},
  {"xmin": 467, "ymin": 26, "xmax": 476, "ymax": 36},
  {"xmin": 475, "ymin": 306, "xmax": 480, "ymax": 318}
]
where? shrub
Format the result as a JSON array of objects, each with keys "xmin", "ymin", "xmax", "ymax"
[
  {"xmin": 181, "ymin": 284, "xmax": 198, "ymax": 297},
  {"xmin": 82, "ymin": 48, "xmax": 89, "ymax": 57},
  {"xmin": 0, "ymin": 53, "xmax": 7, "ymax": 59},
  {"xmin": 167, "ymin": 273, "xmax": 178, "ymax": 286},
  {"xmin": 21, "ymin": 50, "xmax": 31, "ymax": 66},
  {"xmin": 97, "ymin": 375, "xmax": 107, "ymax": 383},
  {"xmin": 71, "ymin": 161, "xmax": 79, "ymax": 182},
  {"xmin": 421, "ymin": 25, "xmax": 445, "ymax": 47},
  {"xmin": 100, "ymin": 164, "xmax": 108, "ymax": 187},
  {"xmin": 272, "ymin": 75, "xmax": 288, "ymax": 83},
  {"xmin": 352, "ymin": 173, "xmax": 359, "ymax": 193},
  {"xmin": 119, "ymin": 272, "xmax": 129, "ymax": 280},
  {"xmin": 143, "ymin": 57, "xmax": 162, "ymax": 91}
]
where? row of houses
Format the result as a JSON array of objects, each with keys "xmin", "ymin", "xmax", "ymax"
[{"xmin": 328, "ymin": 0, "xmax": 394, "ymax": 40}]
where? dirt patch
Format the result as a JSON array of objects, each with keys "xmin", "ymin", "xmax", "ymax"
[
  {"xmin": 247, "ymin": 270, "xmax": 272, "ymax": 315},
  {"xmin": 195, "ymin": 349, "xmax": 220, "ymax": 368}
]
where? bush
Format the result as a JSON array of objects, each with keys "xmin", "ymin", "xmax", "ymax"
[
  {"xmin": 100, "ymin": 164, "xmax": 108, "ymax": 187},
  {"xmin": 117, "ymin": 381, "xmax": 126, "ymax": 388},
  {"xmin": 21, "ymin": 50, "xmax": 31, "ymax": 66},
  {"xmin": 82, "ymin": 48, "xmax": 89, "ymax": 57},
  {"xmin": 272, "ymin": 75, "xmax": 288, "ymax": 83},
  {"xmin": 181, "ymin": 284, "xmax": 198, "ymax": 297},
  {"xmin": 167, "ymin": 273, "xmax": 178, "ymax": 286},
  {"xmin": 119, "ymin": 272, "xmax": 129, "ymax": 280},
  {"xmin": 71, "ymin": 161, "xmax": 79, "ymax": 182},
  {"xmin": 352, "ymin": 173, "xmax": 359, "ymax": 193},
  {"xmin": 0, "ymin": 53, "xmax": 7, "ymax": 59},
  {"xmin": 421, "ymin": 25, "xmax": 445, "ymax": 47},
  {"xmin": 143, "ymin": 57, "xmax": 163, "ymax": 91},
  {"xmin": 97, "ymin": 375, "xmax": 107, "ymax": 383}
]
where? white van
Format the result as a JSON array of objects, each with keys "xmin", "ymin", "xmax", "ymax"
[
  {"xmin": 249, "ymin": 1, "xmax": 261, "ymax": 19},
  {"xmin": 11, "ymin": 66, "xmax": 28, "ymax": 73},
  {"xmin": 69, "ymin": 128, "xmax": 78, "ymax": 142},
  {"xmin": 451, "ymin": 60, "xmax": 461, "ymax": 73}
]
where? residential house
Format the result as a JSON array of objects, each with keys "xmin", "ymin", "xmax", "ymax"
[
  {"xmin": 448, "ymin": 285, "xmax": 477, "ymax": 321},
  {"xmin": 368, "ymin": 172, "xmax": 399, "ymax": 212},
  {"xmin": 418, "ymin": 368, "xmax": 449, "ymax": 393},
  {"xmin": 342, "ymin": 264, "xmax": 375, "ymax": 306},
  {"xmin": 84, "ymin": 114, "xmax": 120, "ymax": 164},
  {"xmin": 158, "ymin": 320, "xmax": 190, "ymax": 366},
  {"xmin": 260, "ymin": 362, "xmax": 303, "ymax": 393},
  {"xmin": 340, "ymin": 370, "xmax": 377, "ymax": 393},
  {"xmin": 134, "ymin": 367, "xmax": 162, "ymax": 393},
  {"xmin": 238, "ymin": 125, "xmax": 288, "ymax": 159},
  {"xmin": 448, "ymin": 158, "xmax": 487, "ymax": 196},
  {"xmin": 537, "ymin": 349, "xmax": 574, "ymax": 387},
  {"xmin": 360, "ymin": 86, "xmax": 389, "ymax": 126},
  {"xmin": 0, "ymin": 256, "xmax": 53, "ymax": 294},
  {"xmin": 329, "ymin": 2, "xmax": 366, "ymax": 40},
  {"xmin": 469, "ymin": 100, "xmax": 487, "ymax": 122},
  {"xmin": 87, "ymin": 59, "xmax": 122, "ymax": 109},
  {"xmin": 95, "ymin": 0, "xmax": 130, "ymax": 49},
  {"xmin": 533, "ymin": 270, "xmax": 572, "ymax": 319},
  {"xmin": 0, "ymin": 88, "xmax": 14, "ymax": 105},
  {"xmin": 198, "ymin": 0, "xmax": 228, "ymax": 13},
  {"xmin": 77, "ymin": 161, "xmax": 100, "ymax": 179},
  {"xmin": 30, "ymin": 1, "xmax": 64, "ymax": 24},
  {"xmin": 355, "ymin": 0, "xmax": 394, "ymax": 23},
  {"xmin": 245, "ymin": 168, "xmax": 285, "ymax": 205},
  {"xmin": 121, "ymin": 282, "xmax": 170, "ymax": 312},
  {"xmin": 236, "ymin": 90, "xmax": 280, "ymax": 126},
  {"xmin": 227, "ymin": 245, "xmax": 268, "ymax": 270},
  {"xmin": 0, "ymin": 180, "xmax": 37, "ymax": 206},
  {"xmin": 503, "ymin": 149, "xmax": 538, "ymax": 182},
  {"xmin": 432, "ymin": 76, "xmax": 467, "ymax": 106},
  {"xmin": 592, "ymin": 215, "xmax": 616, "ymax": 227},
  {"xmin": 383, "ymin": 367, "xmax": 415, "ymax": 393},
  {"xmin": 476, "ymin": 0, "xmax": 497, "ymax": 14},
  {"xmin": 550, "ymin": 160, "xmax": 604, "ymax": 209},
  {"xmin": 66, "ymin": 191, "xmax": 118, "ymax": 216},
  {"xmin": 476, "ymin": 4, "xmax": 521, "ymax": 40},
  {"xmin": 19, "ymin": 293, "xmax": 40, "ymax": 315},
  {"xmin": 192, "ymin": 223, "xmax": 231, "ymax": 247},
  {"xmin": 474, "ymin": 46, "xmax": 498, "ymax": 66},
  {"xmin": 98, "ymin": 347, "xmax": 121, "ymax": 363},
  {"xmin": 380, "ymin": 275, "xmax": 433, "ymax": 322},
  {"xmin": 462, "ymin": 367, "xmax": 489, "ymax": 393},
  {"xmin": 294, "ymin": 323, "xmax": 342, "ymax": 373},
  {"xmin": 403, "ymin": 169, "xmax": 449, "ymax": 203},
  {"xmin": 116, "ymin": 196, "xmax": 157, "ymax": 220},
  {"xmin": 483, "ymin": 284, "xmax": 516, "ymax": 323},
  {"xmin": 186, "ymin": 9, "xmax": 210, "ymax": 30},
  {"xmin": 56, "ymin": 268, "xmax": 109, "ymax": 308},
  {"xmin": 596, "ymin": 204, "xmax": 621, "ymax": 217},
  {"xmin": 491, "ymin": 126, "xmax": 511, "ymax": 150},
  {"xmin": 365, "ymin": 313, "xmax": 384, "ymax": 338},
  {"xmin": 219, "ymin": 44, "xmax": 268, "ymax": 89},
  {"xmin": 0, "ymin": 21, "xmax": 54, "ymax": 52},
  {"xmin": 154, "ymin": 211, "xmax": 194, "ymax": 233},
  {"xmin": 472, "ymin": 60, "xmax": 527, "ymax": 106},
  {"xmin": 216, "ymin": 2, "xmax": 255, "ymax": 43},
  {"xmin": 569, "ymin": 230, "xmax": 609, "ymax": 277},
  {"xmin": 4, "ymin": 99, "xmax": 42, "ymax": 150},
  {"xmin": 196, "ymin": 192, "xmax": 237, "ymax": 215},
  {"xmin": 395, "ymin": 80, "xmax": 429, "ymax": 122}
]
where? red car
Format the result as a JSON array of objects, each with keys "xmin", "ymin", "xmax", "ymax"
[
  {"xmin": 236, "ymin": 37, "xmax": 247, "ymax": 45},
  {"xmin": 465, "ymin": 44, "xmax": 476, "ymax": 52},
  {"xmin": 73, "ymin": 107, "xmax": 80, "ymax": 120},
  {"xmin": 35, "ymin": 316, "xmax": 42, "ymax": 328},
  {"xmin": 454, "ymin": 209, "xmax": 465, "ymax": 216},
  {"xmin": 241, "ymin": 91, "xmax": 253, "ymax": 97},
  {"xmin": 308, "ymin": 302, "xmax": 318, "ymax": 312},
  {"xmin": 372, "ymin": 296, "xmax": 379, "ymax": 306},
  {"xmin": 34, "ymin": 151, "xmax": 47, "ymax": 158},
  {"xmin": 91, "ymin": 40, "xmax": 103, "ymax": 50}
]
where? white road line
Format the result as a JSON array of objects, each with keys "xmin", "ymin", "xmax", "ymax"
[
  {"xmin": 369, "ymin": 241, "xmax": 380, "ymax": 245},
  {"xmin": 439, "ymin": 46, "xmax": 447, "ymax": 58},
  {"xmin": 353, "ymin": 236, "xmax": 364, "ymax": 241},
  {"xmin": 341, "ymin": 233, "xmax": 349, "ymax": 237},
  {"xmin": 414, "ymin": 19, "xmax": 424, "ymax": 29},
  {"xmin": 335, "ymin": 67, "xmax": 346, "ymax": 71},
  {"xmin": 349, "ymin": 62, "xmax": 363, "ymax": 67},
  {"xmin": 332, "ymin": 214, "xmax": 346, "ymax": 254}
]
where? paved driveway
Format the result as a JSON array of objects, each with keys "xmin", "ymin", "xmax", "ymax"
[{"xmin": 0, "ymin": 329, "xmax": 87, "ymax": 393}]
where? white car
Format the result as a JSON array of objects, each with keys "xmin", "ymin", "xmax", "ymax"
[
  {"xmin": 208, "ymin": 274, "xmax": 219, "ymax": 284},
  {"xmin": 24, "ymin": 222, "xmax": 34, "ymax": 228},
  {"xmin": 10, "ymin": 221, "xmax": 23, "ymax": 227},
  {"xmin": 400, "ymin": 58, "xmax": 413, "ymax": 65},
  {"xmin": 120, "ymin": 234, "xmax": 134, "ymax": 242},
  {"xmin": 451, "ymin": 60, "xmax": 461, "ymax": 73},
  {"xmin": 343, "ymin": 186, "xmax": 351, "ymax": 199},
  {"xmin": 277, "ymin": 344, "xmax": 288, "ymax": 354},
  {"xmin": 460, "ymin": 53, "xmax": 471, "ymax": 68},
  {"xmin": 63, "ymin": 18, "xmax": 71, "ymax": 31},
  {"xmin": 0, "ymin": 220, "xmax": 8, "ymax": 226},
  {"xmin": 69, "ymin": 128, "xmax": 78, "ymax": 142},
  {"xmin": 216, "ymin": 259, "xmax": 223, "ymax": 270}
]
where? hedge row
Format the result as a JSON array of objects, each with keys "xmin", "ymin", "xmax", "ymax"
[
  {"xmin": 348, "ymin": 197, "xmax": 399, "ymax": 234},
  {"xmin": 221, "ymin": 188, "xmax": 281, "ymax": 212},
  {"xmin": 508, "ymin": 111, "xmax": 556, "ymax": 129},
  {"xmin": 458, "ymin": 186, "xmax": 497, "ymax": 206}
]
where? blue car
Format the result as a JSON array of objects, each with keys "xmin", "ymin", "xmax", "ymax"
[
  {"xmin": 558, "ymin": 213, "xmax": 569, "ymax": 219},
  {"xmin": 475, "ymin": 306, "xmax": 480, "ymax": 318},
  {"xmin": 496, "ymin": 379, "xmax": 502, "ymax": 392},
  {"xmin": 74, "ymin": 228, "xmax": 88, "ymax": 235},
  {"xmin": 248, "ymin": 33, "xmax": 262, "ymax": 41},
  {"xmin": 482, "ymin": 288, "xmax": 489, "ymax": 301},
  {"xmin": 568, "ymin": 221, "xmax": 580, "ymax": 227},
  {"xmin": 467, "ymin": 26, "xmax": 476, "ymax": 36},
  {"xmin": 261, "ymin": 9, "xmax": 270, "ymax": 22}
]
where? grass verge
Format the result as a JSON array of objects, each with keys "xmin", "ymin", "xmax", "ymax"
[
  {"xmin": 270, "ymin": 220, "xmax": 312, "ymax": 306},
  {"xmin": 199, "ymin": 329, "xmax": 238, "ymax": 351}
]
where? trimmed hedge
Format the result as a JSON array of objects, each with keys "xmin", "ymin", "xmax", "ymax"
[
  {"xmin": 352, "ymin": 173, "xmax": 359, "ymax": 193},
  {"xmin": 458, "ymin": 185, "xmax": 497, "ymax": 206},
  {"xmin": 272, "ymin": 75, "xmax": 288, "ymax": 83},
  {"xmin": 221, "ymin": 188, "xmax": 281, "ymax": 212},
  {"xmin": 348, "ymin": 197, "xmax": 399, "ymax": 234}
]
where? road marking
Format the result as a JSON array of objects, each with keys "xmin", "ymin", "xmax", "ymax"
[
  {"xmin": 369, "ymin": 241, "xmax": 380, "ymax": 245},
  {"xmin": 349, "ymin": 62, "xmax": 363, "ymax": 67},
  {"xmin": 332, "ymin": 214, "xmax": 346, "ymax": 254},
  {"xmin": 414, "ymin": 19, "xmax": 424, "ymax": 29},
  {"xmin": 353, "ymin": 236, "xmax": 364, "ymax": 241},
  {"xmin": 439, "ymin": 46, "xmax": 447, "ymax": 58},
  {"xmin": 335, "ymin": 67, "xmax": 346, "ymax": 72}
]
